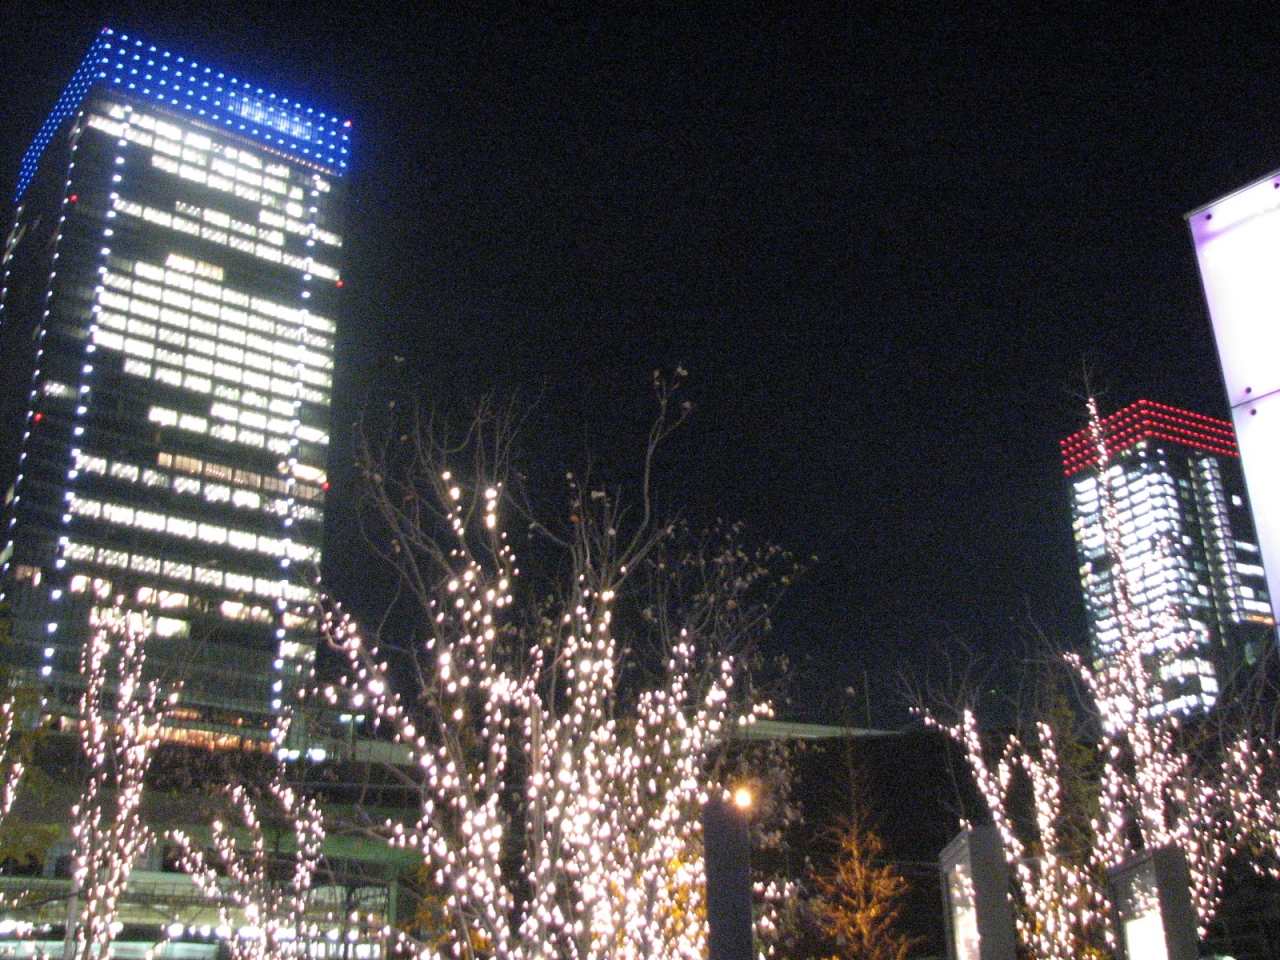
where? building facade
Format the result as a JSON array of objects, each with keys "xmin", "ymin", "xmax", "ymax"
[
  {"xmin": 0, "ymin": 29, "xmax": 349, "ymax": 743},
  {"xmin": 1061, "ymin": 400, "xmax": 1273, "ymax": 716}
]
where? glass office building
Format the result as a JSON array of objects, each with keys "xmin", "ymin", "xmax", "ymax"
[
  {"xmin": 0, "ymin": 29, "xmax": 349, "ymax": 743},
  {"xmin": 1061, "ymin": 400, "xmax": 1273, "ymax": 716}
]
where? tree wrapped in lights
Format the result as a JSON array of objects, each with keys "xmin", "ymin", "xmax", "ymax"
[
  {"xmin": 0, "ymin": 694, "xmax": 26, "ymax": 840},
  {"xmin": 0, "ymin": 690, "xmax": 33, "ymax": 911},
  {"xmin": 325, "ymin": 382, "xmax": 786, "ymax": 960},
  {"xmin": 66, "ymin": 605, "xmax": 163, "ymax": 960},
  {"xmin": 1065, "ymin": 395, "xmax": 1246, "ymax": 930},
  {"xmin": 922, "ymin": 396, "xmax": 1256, "ymax": 957},
  {"xmin": 922, "ymin": 704, "xmax": 1111, "ymax": 960},
  {"xmin": 168, "ymin": 716, "xmax": 328, "ymax": 960}
]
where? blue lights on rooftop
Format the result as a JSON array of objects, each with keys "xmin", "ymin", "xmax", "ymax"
[{"xmin": 16, "ymin": 27, "xmax": 351, "ymax": 202}]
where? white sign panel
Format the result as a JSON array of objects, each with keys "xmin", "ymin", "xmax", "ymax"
[{"xmin": 1190, "ymin": 172, "xmax": 1280, "ymax": 617}]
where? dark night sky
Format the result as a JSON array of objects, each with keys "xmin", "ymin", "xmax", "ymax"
[{"xmin": 3, "ymin": 4, "xmax": 1278, "ymax": 723}]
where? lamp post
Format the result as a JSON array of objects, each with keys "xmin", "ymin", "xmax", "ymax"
[{"xmin": 704, "ymin": 788, "xmax": 754, "ymax": 960}]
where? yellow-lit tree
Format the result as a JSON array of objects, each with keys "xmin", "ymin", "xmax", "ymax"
[{"xmin": 812, "ymin": 807, "xmax": 919, "ymax": 960}]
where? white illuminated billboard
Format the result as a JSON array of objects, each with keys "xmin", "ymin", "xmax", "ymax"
[{"xmin": 1189, "ymin": 173, "xmax": 1280, "ymax": 619}]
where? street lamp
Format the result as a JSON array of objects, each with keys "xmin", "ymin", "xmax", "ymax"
[{"xmin": 704, "ymin": 788, "xmax": 754, "ymax": 960}]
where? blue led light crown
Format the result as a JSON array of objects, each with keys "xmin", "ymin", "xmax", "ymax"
[{"xmin": 16, "ymin": 27, "xmax": 351, "ymax": 201}]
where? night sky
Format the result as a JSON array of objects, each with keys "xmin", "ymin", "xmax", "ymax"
[{"xmin": 3, "ymin": 4, "xmax": 1278, "ymax": 724}]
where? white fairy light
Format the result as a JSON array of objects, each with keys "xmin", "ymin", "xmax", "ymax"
[
  {"xmin": 66, "ymin": 604, "xmax": 163, "ymax": 959},
  {"xmin": 922, "ymin": 396, "xmax": 1255, "ymax": 955},
  {"xmin": 323, "ymin": 452, "xmax": 766, "ymax": 960},
  {"xmin": 169, "ymin": 713, "xmax": 334, "ymax": 960}
]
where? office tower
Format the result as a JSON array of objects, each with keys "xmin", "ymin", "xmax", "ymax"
[
  {"xmin": 1061, "ymin": 400, "xmax": 1273, "ymax": 717},
  {"xmin": 0, "ymin": 28, "xmax": 349, "ymax": 743}
]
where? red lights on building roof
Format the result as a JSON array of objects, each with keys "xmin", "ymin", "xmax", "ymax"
[{"xmin": 1060, "ymin": 400, "xmax": 1238, "ymax": 477}]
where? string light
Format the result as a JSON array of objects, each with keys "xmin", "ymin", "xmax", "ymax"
[
  {"xmin": 923, "ymin": 396, "xmax": 1255, "ymax": 955},
  {"xmin": 67, "ymin": 604, "xmax": 163, "ymax": 959},
  {"xmin": 320, "ymin": 460, "xmax": 763, "ymax": 960}
]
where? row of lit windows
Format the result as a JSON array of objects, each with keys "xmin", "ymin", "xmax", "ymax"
[
  {"xmin": 119, "ymin": 254, "xmax": 335, "ymax": 338},
  {"xmin": 260, "ymin": 208, "xmax": 341, "ymax": 248},
  {"xmin": 100, "ymin": 270, "xmax": 332, "ymax": 355},
  {"xmin": 69, "ymin": 576, "xmax": 312, "ymax": 634},
  {"xmin": 154, "ymin": 139, "xmax": 291, "ymax": 193},
  {"xmin": 89, "ymin": 110, "xmax": 280, "ymax": 177},
  {"xmin": 114, "ymin": 350, "xmax": 328, "ymax": 416},
  {"xmin": 1074, "ymin": 477, "xmax": 1181, "ymax": 511},
  {"xmin": 45, "ymin": 373, "xmax": 327, "ymax": 455},
  {"xmin": 1160, "ymin": 657, "xmax": 1216, "ymax": 679},
  {"xmin": 84, "ymin": 601, "xmax": 189, "ymax": 640},
  {"xmin": 113, "ymin": 354, "xmax": 322, "ymax": 414},
  {"xmin": 62, "ymin": 539, "xmax": 316, "ymax": 604},
  {"xmin": 157, "ymin": 450, "xmax": 325, "ymax": 497},
  {"xmin": 65, "ymin": 494, "xmax": 318, "ymax": 564},
  {"xmin": 208, "ymin": 400, "xmax": 328, "ymax": 444},
  {"xmin": 123, "ymin": 582, "xmax": 276, "ymax": 626},
  {"xmin": 145, "ymin": 403, "xmax": 327, "ymax": 456},
  {"xmin": 93, "ymin": 265, "xmax": 333, "ymax": 405},
  {"xmin": 135, "ymin": 186, "xmax": 341, "ymax": 253},
  {"xmin": 97, "ymin": 105, "xmax": 283, "ymax": 174},
  {"xmin": 91, "ymin": 106, "xmax": 339, "ymax": 224},
  {"xmin": 145, "ymin": 404, "xmax": 286, "ymax": 458},
  {"xmin": 96, "ymin": 305, "xmax": 332, "ymax": 380},
  {"xmin": 1156, "ymin": 693, "xmax": 1218, "ymax": 717},
  {"xmin": 148, "ymin": 387, "xmax": 328, "ymax": 446},
  {"xmin": 170, "ymin": 197, "xmax": 286, "ymax": 247},
  {"xmin": 111, "ymin": 196, "xmax": 339, "ymax": 282},
  {"xmin": 71, "ymin": 450, "xmax": 324, "ymax": 523}
]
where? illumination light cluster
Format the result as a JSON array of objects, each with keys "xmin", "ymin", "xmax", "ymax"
[
  {"xmin": 1060, "ymin": 400, "xmax": 1238, "ymax": 478},
  {"xmin": 925, "ymin": 397, "xmax": 1261, "ymax": 955},
  {"xmin": 67, "ymin": 604, "xmax": 164, "ymax": 959},
  {"xmin": 16, "ymin": 28, "xmax": 350, "ymax": 201},
  {"xmin": 923, "ymin": 710, "xmax": 1109, "ymax": 959},
  {"xmin": 0, "ymin": 697, "xmax": 27, "ymax": 912},
  {"xmin": 169, "ymin": 715, "xmax": 336, "ymax": 960},
  {"xmin": 320, "ymin": 465, "xmax": 754, "ymax": 960}
]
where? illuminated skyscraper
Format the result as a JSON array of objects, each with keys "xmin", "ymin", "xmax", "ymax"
[
  {"xmin": 1061, "ymin": 400, "xmax": 1273, "ymax": 716},
  {"xmin": 0, "ymin": 29, "xmax": 349, "ymax": 743}
]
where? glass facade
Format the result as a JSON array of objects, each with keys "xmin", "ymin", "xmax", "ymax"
[
  {"xmin": 0, "ymin": 29, "xmax": 349, "ymax": 744},
  {"xmin": 1061, "ymin": 401, "xmax": 1274, "ymax": 717}
]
